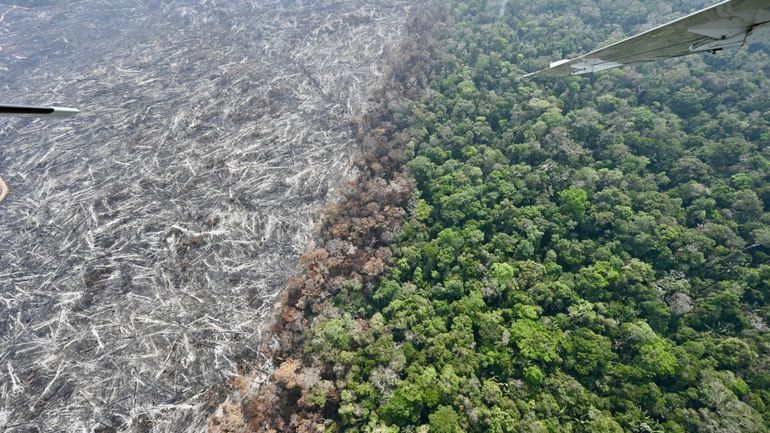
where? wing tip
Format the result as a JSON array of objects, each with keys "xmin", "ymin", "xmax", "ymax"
[
  {"xmin": 51, "ymin": 106, "xmax": 80, "ymax": 118},
  {"xmin": 520, "ymin": 69, "xmax": 566, "ymax": 79},
  {"xmin": 521, "ymin": 58, "xmax": 574, "ymax": 79}
]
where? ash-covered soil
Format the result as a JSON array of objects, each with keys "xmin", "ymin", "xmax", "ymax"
[{"xmin": 0, "ymin": 1, "xmax": 414, "ymax": 431}]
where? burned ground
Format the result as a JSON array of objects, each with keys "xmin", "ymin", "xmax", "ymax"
[{"xmin": 0, "ymin": 1, "xmax": 414, "ymax": 431}]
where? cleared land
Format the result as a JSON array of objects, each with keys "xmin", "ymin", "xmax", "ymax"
[{"xmin": 0, "ymin": 1, "xmax": 414, "ymax": 431}]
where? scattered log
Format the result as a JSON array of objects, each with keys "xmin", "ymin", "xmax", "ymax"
[{"xmin": 0, "ymin": 1, "xmax": 415, "ymax": 431}]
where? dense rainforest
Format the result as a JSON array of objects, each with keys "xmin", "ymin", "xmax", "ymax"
[{"xmin": 233, "ymin": 0, "xmax": 770, "ymax": 432}]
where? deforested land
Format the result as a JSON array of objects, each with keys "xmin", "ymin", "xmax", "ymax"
[
  {"xmin": 4, "ymin": 0, "xmax": 770, "ymax": 432},
  {"xmin": 0, "ymin": 1, "xmax": 418, "ymax": 431},
  {"xmin": 213, "ymin": 1, "xmax": 770, "ymax": 432}
]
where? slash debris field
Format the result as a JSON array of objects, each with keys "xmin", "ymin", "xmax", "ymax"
[{"xmin": 0, "ymin": 0, "xmax": 414, "ymax": 431}]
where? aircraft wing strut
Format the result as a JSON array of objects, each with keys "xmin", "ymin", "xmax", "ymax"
[{"xmin": 0, "ymin": 104, "xmax": 80, "ymax": 118}]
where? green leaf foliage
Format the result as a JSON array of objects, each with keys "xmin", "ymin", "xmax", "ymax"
[{"xmin": 299, "ymin": 0, "xmax": 770, "ymax": 431}]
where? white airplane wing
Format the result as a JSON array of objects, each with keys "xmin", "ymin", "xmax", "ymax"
[
  {"xmin": 0, "ymin": 104, "xmax": 79, "ymax": 118},
  {"xmin": 523, "ymin": 0, "xmax": 770, "ymax": 78}
]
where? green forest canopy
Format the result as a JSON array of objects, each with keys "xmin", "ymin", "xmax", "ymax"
[{"xmin": 296, "ymin": 0, "xmax": 770, "ymax": 432}]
